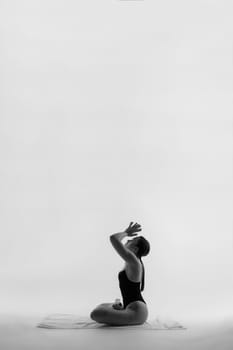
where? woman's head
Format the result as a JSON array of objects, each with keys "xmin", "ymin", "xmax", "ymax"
[
  {"xmin": 135, "ymin": 236, "xmax": 150, "ymax": 259},
  {"xmin": 126, "ymin": 236, "xmax": 150, "ymax": 258}
]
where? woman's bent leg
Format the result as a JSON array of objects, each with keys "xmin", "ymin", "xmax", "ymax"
[{"xmin": 90, "ymin": 301, "xmax": 148, "ymax": 326}]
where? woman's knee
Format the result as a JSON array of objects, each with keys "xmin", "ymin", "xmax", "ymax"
[
  {"xmin": 90, "ymin": 308, "xmax": 111, "ymax": 323},
  {"xmin": 90, "ymin": 309, "xmax": 100, "ymax": 321},
  {"xmin": 90, "ymin": 304, "xmax": 111, "ymax": 321}
]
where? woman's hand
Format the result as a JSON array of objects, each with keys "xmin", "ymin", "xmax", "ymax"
[
  {"xmin": 112, "ymin": 299, "xmax": 124, "ymax": 310},
  {"xmin": 124, "ymin": 222, "xmax": 142, "ymax": 237}
]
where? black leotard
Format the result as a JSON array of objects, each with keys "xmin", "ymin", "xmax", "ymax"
[{"xmin": 118, "ymin": 269, "xmax": 146, "ymax": 309}]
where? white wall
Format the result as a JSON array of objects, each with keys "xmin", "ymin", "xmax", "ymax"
[{"xmin": 0, "ymin": 0, "xmax": 232, "ymax": 320}]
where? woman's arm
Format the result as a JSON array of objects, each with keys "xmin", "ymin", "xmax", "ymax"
[
  {"xmin": 109, "ymin": 222, "xmax": 142, "ymax": 262},
  {"xmin": 110, "ymin": 233, "xmax": 136, "ymax": 263},
  {"xmin": 110, "ymin": 232, "xmax": 127, "ymax": 241},
  {"xmin": 110, "ymin": 222, "xmax": 141, "ymax": 241}
]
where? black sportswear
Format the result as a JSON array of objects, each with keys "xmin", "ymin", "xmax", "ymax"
[{"xmin": 118, "ymin": 269, "xmax": 146, "ymax": 309}]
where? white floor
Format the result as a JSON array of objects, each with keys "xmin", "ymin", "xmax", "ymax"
[{"xmin": 0, "ymin": 314, "xmax": 232, "ymax": 350}]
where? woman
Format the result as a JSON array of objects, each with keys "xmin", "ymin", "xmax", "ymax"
[{"xmin": 90, "ymin": 221, "xmax": 150, "ymax": 326}]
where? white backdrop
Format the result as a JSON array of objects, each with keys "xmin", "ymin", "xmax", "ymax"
[{"xmin": 0, "ymin": 0, "xmax": 232, "ymax": 321}]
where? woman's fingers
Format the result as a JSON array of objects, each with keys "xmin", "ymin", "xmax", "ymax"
[
  {"xmin": 130, "ymin": 222, "xmax": 141, "ymax": 228},
  {"xmin": 126, "ymin": 222, "xmax": 142, "ymax": 235}
]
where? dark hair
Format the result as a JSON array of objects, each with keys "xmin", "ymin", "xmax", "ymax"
[{"xmin": 135, "ymin": 236, "xmax": 150, "ymax": 292}]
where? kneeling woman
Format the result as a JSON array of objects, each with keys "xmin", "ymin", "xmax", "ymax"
[{"xmin": 90, "ymin": 222, "xmax": 150, "ymax": 326}]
